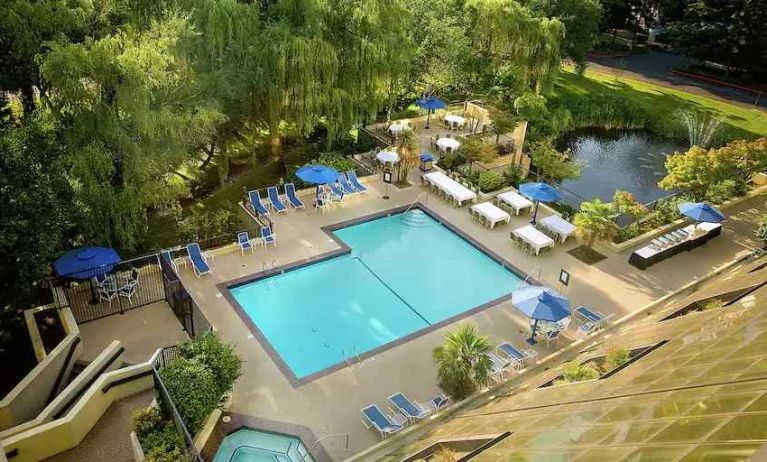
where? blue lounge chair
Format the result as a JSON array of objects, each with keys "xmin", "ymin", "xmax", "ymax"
[
  {"xmin": 237, "ymin": 232, "xmax": 254, "ymax": 255},
  {"xmin": 327, "ymin": 182, "xmax": 344, "ymax": 200},
  {"xmin": 347, "ymin": 170, "xmax": 368, "ymax": 193},
  {"xmin": 497, "ymin": 343, "xmax": 535, "ymax": 370},
  {"xmin": 388, "ymin": 393, "xmax": 431, "ymax": 422},
  {"xmin": 267, "ymin": 186, "xmax": 287, "ymax": 213},
  {"xmin": 187, "ymin": 243, "xmax": 211, "ymax": 277},
  {"xmin": 426, "ymin": 394, "xmax": 450, "ymax": 411},
  {"xmin": 160, "ymin": 250, "xmax": 178, "ymax": 274},
  {"xmin": 260, "ymin": 226, "xmax": 276, "ymax": 247},
  {"xmin": 337, "ymin": 173, "xmax": 357, "ymax": 195},
  {"xmin": 284, "ymin": 183, "xmax": 305, "ymax": 209},
  {"xmin": 361, "ymin": 405, "xmax": 405, "ymax": 439},
  {"xmin": 248, "ymin": 190, "xmax": 269, "ymax": 216},
  {"xmin": 574, "ymin": 306, "xmax": 612, "ymax": 335}
]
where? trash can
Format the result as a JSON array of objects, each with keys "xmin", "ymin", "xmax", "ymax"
[{"xmin": 419, "ymin": 153, "xmax": 434, "ymax": 172}]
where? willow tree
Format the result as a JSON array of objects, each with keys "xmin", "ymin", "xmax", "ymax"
[
  {"xmin": 464, "ymin": 0, "xmax": 563, "ymax": 94},
  {"xmin": 40, "ymin": 17, "xmax": 224, "ymax": 249}
]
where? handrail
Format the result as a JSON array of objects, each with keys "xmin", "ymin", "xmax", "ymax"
[
  {"xmin": 404, "ymin": 192, "xmax": 429, "ymax": 215},
  {"xmin": 312, "ymin": 433, "xmax": 349, "ymax": 454}
]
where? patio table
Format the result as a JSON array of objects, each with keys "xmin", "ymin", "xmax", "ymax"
[
  {"xmin": 538, "ymin": 215, "xmax": 577, "ymax": 243},
  {"xmin": 389, "ymin": 123, "xmax": 407, "ymax": 135},
  {"xmin": 471, "ymin": 202, "xmax": 511, "ymax": 229},
  {"xmin": 444, "ymin": 114, "xmax": 466, "ymax": 129},
  {"xmin": 436, "ymin": 137, "xmax": 461, "ymax": 152},
  {"xmin": 497, "ymin": 190, "xmax": 533, "ymax": 215},
  {"xmin": 511, "ymin": 225, "xmax": 554, "ymax": 255},
  {"xmin": 424, "ymin": 171, "xmax": 476, "ymax": 206}
]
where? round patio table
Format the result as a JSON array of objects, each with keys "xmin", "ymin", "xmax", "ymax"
[
  {"xmin": 436, "ymin": 137, "xmax": 461, "ymax": 152},
  {"xmin": 444, "ymin": 114, "xmax": 466, "ymax": 129}
]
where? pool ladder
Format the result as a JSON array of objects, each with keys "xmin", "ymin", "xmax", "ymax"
[
  {"xmin": 342, "ymin": 345, "xmax": 362, "ymax": 367},
  {"xmin": 403, "ymin": 191, "xmax": 429, "ymax": 214}
]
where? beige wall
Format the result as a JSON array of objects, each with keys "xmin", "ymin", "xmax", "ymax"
[{"xmin": 1, "ymin": 364, "xmax": 153, "ymax": 462}]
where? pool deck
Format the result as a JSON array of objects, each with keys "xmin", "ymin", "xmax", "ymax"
[{"xmin": 175, "ymin": 171, "xmax": 766, "ymax": 460}]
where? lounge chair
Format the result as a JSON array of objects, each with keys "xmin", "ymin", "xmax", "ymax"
[
  {"xmin": 388, "ymin": 393, "xmax": 431, "ymax": 422},
  {"xmin": 426, "ymin": 394, "xmax": 450, "ymax": 411},
  {"xmin": 118, "ymin": 268, "xmax": 140, "ymax": 304},
  {"xmin": 248, "ymin": 190, "xmax": 270, "ymax": 216},
  {"xmin": 284, "ymin": 183, "xmax": 305, "ymax": 209},
  {"xmin": 337, "ymin": 173, "xmax": 358, "ymax": 195},
  {"xmin": 488, "ymin": 352, "xmax": 509, "ymax": 381},
  {"xmin": 347, "ymin": 170, "xmax": 368, "ymax": 193},
  {"xmin": 327, "ymin": 182, "xmax": 344, "ymax": 201},
  {"xmin": 497, "ymin": 343, "xmax": 536, "ymax": 370},
  {"xmin": 187, "ymin": 243, "xmax": 212, "ymax": 277},
  {"xmin": 267, "ymin": 186, "xmax": 287, "ymax": 213},
  {"xmin": 260, "ymin": 226, "xmax": 276, "ymax": 247},
  {"xmin": 361, "ymin": 405, "xmax": 406, "ymax": 439},
  {"xmin": 574, "ymin": 306, "xmax": 612, "ymax": 336},
  {"xmin": 237, "ymin": 231, "xmax": 254, "ymax": 255},
  {"xmin": 160, "ymin": 250, "xmax": 178, "ymax": 274}
]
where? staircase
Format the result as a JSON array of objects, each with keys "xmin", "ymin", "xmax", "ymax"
[{"xmin": 399, "ymin": 209, "xmax": 433, "ymax": 228}]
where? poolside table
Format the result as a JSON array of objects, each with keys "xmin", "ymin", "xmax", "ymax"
[
  {"xmin": 471, "ymin": 202, "xmax": 511, "ymax": 229},
  {"xmin": 424, "ymin": 171, "xmax": 476, "ymax": 206},
  {"xmin": 511, "ymin": 225, "xmax": 555, "ymax": 255},
  {"xmin": 629, "ymin": 222, "xmax": 722, "ymax": 270},
  {"xmin": 444, "ymin": 114, "xmax": 466, "ymax": 129},
  {"xmin": 538, "ymin": 215, "xmax": 577, "ymax": 243},
  {"xmin": 436, "ymin": 137, "xmax": 461, "ymax": 152},
  {"xmin": 496, "ymin": 190, "xmax": 533, "ymax": 216}
]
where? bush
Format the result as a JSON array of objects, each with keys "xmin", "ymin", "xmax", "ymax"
[
  {"xmin": 562, "ymin": 361, "xmax": 600, "ymax": 383},
  {"xmin": 701, "ymin": 299, "xmax": 724, "ymax": 311},
  {"xmin": 437, "ymin": 150, "xmax": 466, "ymax": 170},
  {"xmin": 178, "ymin": 331, "xmax": 242, "ymax": 398},
  {"xmin": 140, "ymin": 423, "xmax": 185, "ymax": 456},
  {"xmin": 314, "ymin": 152, "xmax": 357, "ymax": 173},
  {"xmin": 159, "ymin": 357, "xmax": 221, "ymax": 433},
  {"xmin": 478, "ymin": 171, "xmax": 505, "ymax": 193},
  {"xmin": 132, "ymin": 407, "xmax": 164, "ymax": 439},
  {"xmin": 177, "ymin": 202, "xmax": 240, "ymax": 242},
  {"xmin": 603, "ymin": 348, "xmax": 630, "ymax": 372},
  {"xmin": 146, "ymin": 445, "xmax": 191, "ymax": 462},
  {"xmin": 705, "ymin": 178, "xmax": 747, "ymax": 203},
  {"xmin": 756, "ymin": 215, "xmax": 767, "ymax": 246},
  {"xmin": 502, "ymin": 164, "xmax": 525, "ymax": 187}
]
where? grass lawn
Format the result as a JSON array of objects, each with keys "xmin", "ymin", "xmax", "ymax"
[{"xmin": 555, "ymin": 67, "xmax": 767, "ymax": 139}]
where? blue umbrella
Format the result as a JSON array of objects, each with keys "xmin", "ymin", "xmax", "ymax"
[
  {"xmin": 415, "ymin": 96, "xmax": 446, "ymax": 129},
  {"xmin": 512, "ymin": 286, "xmax": 571, "ymax": 344},
  {"xmin": 296, "ymin": 164, "xmax": 339, "ymax": 185},
  {"xmin": 54, "ymin": 247, "xmax": 121, "ymax": 279},
  {"xmin": 678, "ymin": 202, "xmax": 725, "ymax": 223},
  {"xmin": 519, "ymin": 182, "xmax": 563, "ymax": 224}
]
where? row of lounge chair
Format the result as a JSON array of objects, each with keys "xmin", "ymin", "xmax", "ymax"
[
  {"xmin": 649, "ymin": 228, "xmax": 690, "ymax": 251},
  {"xmin": 361, "ymin": 393, "xmax": 450, "ymax": 439},
  {"xmin": 248, "ymin": 171, "xmax": 367, "ymax": 216}
]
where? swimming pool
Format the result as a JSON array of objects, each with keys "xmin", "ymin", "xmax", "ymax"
[
  {"xmin": 212, "ymin": 428, "xmax": 314, "ymax": 462},
  {"xmin": 229, "ymin": 208, "xmax": 524, "ymax": 381}
]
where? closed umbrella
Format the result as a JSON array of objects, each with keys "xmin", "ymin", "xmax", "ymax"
[
  {"xmin": 512, "ymin": 286, "xmax": 571, "ymax": 344},
  {"xmin": 519, "ymin": 182, "xmax": 563, "ymax": 224},
  {"xmin": 415, "ymin": 96, "xmax": 446, "ymax": 129},
  {"xmin": 678, "ymin": 202, "xmax": 725, "ymax": 224}
]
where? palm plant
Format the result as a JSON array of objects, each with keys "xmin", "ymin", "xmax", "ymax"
[
  {"xmin": 432, "ymin": 324, "xmax": 494, "ymax": 399},
  {"xmin": 573, "ymin": 199, "xmax": 619, "ymax": 249},
  {"xmin": 396, "ymin": 129, "xmax": 419, "ymax": 184}
]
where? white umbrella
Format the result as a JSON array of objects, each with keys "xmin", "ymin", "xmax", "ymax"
[{"xmin": 376, "ymin": 150, "xmax": 399, "ymax": 163}]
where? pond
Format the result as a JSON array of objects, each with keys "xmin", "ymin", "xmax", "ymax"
[{"xmin": 556, "ymin": 128, "xmax": 687, "ymax": 209}]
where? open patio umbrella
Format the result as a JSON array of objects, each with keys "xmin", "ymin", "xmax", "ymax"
[
  {"xmin": 296, "ymin": 164, "xmax": 340, "ymax": 207},
  {"xmin": 415, "ymin": 96, "xmax": 446, "ymax": 129},
  {"xmin": 54, "ymin": 247, "xmax": 121, "ymax": 280},
  {"xmin": 512, "ymin": 286, "xmax": 571, "ymax": 345},
  {"xmin": 678, "ymin": 202, "xmax": 725, "ymax": 224},
  {"xmin": 519, "ymin": 182, "xmax": 563, "ymax": 224}
]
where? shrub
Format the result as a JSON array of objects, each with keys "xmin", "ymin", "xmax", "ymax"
[
  {"xmin": 705, "ymin": 178, "xmax": 747, "ymax": 203},
  {"xmin": 140, "ymin": 423, "xmax": 185, "ymax": 456},
  {"xmin": 502, "ymin": 164, "xmax": 525, "ymax": 188},
  {"xmin": 179, "ymin": 331, "xmax": 242, "ymax": 398},
  {"xmin": 159, "ymin": 357, "xmax": 220, "ymax": 433},
  {"xmin": 146, "ymin": 445, "xmax": 191, "ymax": 462},
  {"xmin": 314, "ymin": 152, "xmax": 357, "ymax": 173},
  {"xmin": 701, "ymin": 299, "xmax": 724, "ymax": 311},
  {"xmin": 478, "ymin": 171, "xmax": 505, "ymax": 193},
  {"xmin": 433, "ymin": 324, "xmax": 493, "ymax": 399},
  {"xmin": 756, "ymin": 215, "xmax": 767, "ymax": 246},
  {"xmin": 437, "ymin": 150, "xmax": 466, "ymax": 170},
  {"xmin": 613, "ymin": 190, "xmax": 647, "ymax": 219},
  {"xmin": 562, "ymin": 361, "xmax": 600, "ymax": 383},
  {"xmin": 177, "ymin": 202, "xmax": 240, "ymax": 242},
  {"xmin": 131, "ymin": 407, "xmax": 164, "ymax": 439},
  {"xmin": 603, "ymin": 348, "xmax": 630, "ymax": 372}
]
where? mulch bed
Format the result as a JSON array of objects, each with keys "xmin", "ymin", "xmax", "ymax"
[{"xmin": 567, "ymin": 245, "xmax": 607, "ymax": 265}]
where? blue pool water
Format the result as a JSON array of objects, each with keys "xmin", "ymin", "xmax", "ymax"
[
  {"xmin": 230, "ymin": 209, "xmax": 523, "ymax": 379},
  {"xmin": 212, "ymin": 428, "xmax": 313, "ymax": 462}
]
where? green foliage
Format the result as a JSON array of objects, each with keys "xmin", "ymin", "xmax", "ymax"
[
  {"xmin": 131, "ymin": 407, "xmax": 164, "ymax": 439},
  {"xmin": 437, "ymin": 150, "xmax": 467, "ymax": 171},
  {"xmin": 146, "ymin": 445, "xmax": 191, "ymax": 462},
  {"xmin": 530, "ymin": 140, "xmax": 580, "ymax": 181},
  {"xmin": 502, "ymin": 164, "xmax": 526, "ymax": 187},
  {"xmin": 705, "ymin": 179, "xmax": 747, "ymax": 204},
  {"xmin": 396, "ymin": 129, "xmax": 420, "ymax": 183},
  {"xmin": 132, "ymin": 406, "xmax": 189, "ymax": 462},
  {"xmin": 561, "ymin": 361, "xmax": 600, "ymax": 383},
  {"xmin": 529, "ymin": 0, "xmax": 603, "ymax": 67},
  {"xmin": 603, "ymin": 348, "xmax": 630, "ymax": 372},
  {"xmin": 612, "ymin": 190, "xmax": 647, "ymax": 219},
  {"xmin": 756, "ymin": 215, "xmax": 767, "ymax": 247},
  {"xmin": 159, "ymin": 357, "xmax": 220, "ymax": 433},
  {"xmin": 701, "ymin": 299, "xmax": 724, "ymax": 311},
  {"xmin": 432, "ymin": 324, "xmax": 493, "ymax": 399},
  {"xmin": 461, "ymin": 137, "xmax": 498, "ymax": 169},
  {"xmin": 177, "ymin": 203, "xmax": 240, "ymax": 243},
  {"xmin": 478, "ymin": 171, "xmax": 505, "ymax": 193},
  {"xmin": 314, "ymin": 153, "xmax": 357, "ymax": 174},
  {"xmin": 178, "ymin": 331, "xmax": 242, "ymax": 398},
  {"xmin": 574, "ymin": 198, "xmax": 619, "ymax": 248}
]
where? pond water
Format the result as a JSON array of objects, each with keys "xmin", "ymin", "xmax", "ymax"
[{"xmin": 557, "ymin": 129, "xmax": 687, "ymax": 209}]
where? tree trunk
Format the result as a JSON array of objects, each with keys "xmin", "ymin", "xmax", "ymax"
[{"xmin": 199, "ymin": 142, "xmax": 216, "ymax": 170}]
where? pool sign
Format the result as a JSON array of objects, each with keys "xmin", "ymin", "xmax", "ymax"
[
  {"xmin": 559, "ymin": 269, "xmax": 570, "ymax": 287},
  {"xmin": 382, "ymin": 167, "xmax": 392, "ymax": 199}
]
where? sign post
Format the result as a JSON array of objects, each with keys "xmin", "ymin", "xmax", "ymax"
[{"xmin": 382, "ymin": 167, "xmax": 392, "ymax": 200}]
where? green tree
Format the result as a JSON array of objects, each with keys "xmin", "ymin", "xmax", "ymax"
[
  {"xmin": 529, "ymin": 0, "xmax": 603, "ymax": 70},
  {"xmin": 659, "ymin": 144, "xmax": 744, "ymax": 200},
  {"xmin": 612, "ymin": 190, "xmax": 647, "ymax": 220},
  {"xmin": 39, "ymin": 17, "xmax": 225, "ymax": 250},
  {"xmin": 395, "ymin": 129, "xmax": 419, "ymax": 184},
  {"xmin": 433, "ymin": 324, "xmax": 494, "ymax": 399},
  {"xmin": 756, "ymin": 215, "xmax": 767, "ymax": 247},
  {"xmin": 530, "ymin": 140, "xmax": 580, "ymax": 181},
  {"xmin": 179, "ymin": 331, "xmax": 242, "ymax": 398},
  {"xmin": 461, "ymin": 137, "xmax": 498, "ymax": 172},
  {"xmin": 159, "ymin": 357, "xmax": 220, "ymax": 433},
  {"xmin": 488, "ymin": 107, "xmax": 521, "ymax": 145},
  {"xmin": 574, "ymin": 198, "xmax": 619, "ymax": 248}
]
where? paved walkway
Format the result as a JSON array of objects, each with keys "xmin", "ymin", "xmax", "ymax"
[
  {"xmin": 44, "ymin": 390, "xmax": 153, "ymax": 462},
  {"xmin": 587, "ymin": 50, "xmax": 766, "ymax": 110}
]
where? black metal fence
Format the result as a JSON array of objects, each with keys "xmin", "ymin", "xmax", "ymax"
[
  {"xmin": 160, "ymin": 250, "xmax": 211, "ymax": 338},
  {"xmin": 152, "ymin": 345, "xmax": 204, "ymax": 462}
]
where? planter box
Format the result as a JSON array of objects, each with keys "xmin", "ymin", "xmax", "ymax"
[
  {"xmin": 130, "ymin": 431, "xmax": 145, "ymax": 462},
  {"xmin": 193, "ymin": 407, "xmax": 222, "ymax": 452}
]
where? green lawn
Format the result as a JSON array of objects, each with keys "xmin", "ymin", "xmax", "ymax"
[{"xmin": 555, "ymin": 67, "xmax": 767, "ymax": 139}]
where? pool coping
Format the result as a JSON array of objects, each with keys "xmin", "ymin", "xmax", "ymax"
[{"xmin": 217, "ymin": 203, "xmax": 536, "ymax": 387}]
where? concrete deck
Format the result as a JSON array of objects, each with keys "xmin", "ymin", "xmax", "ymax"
[
  {"xmin": 174, "ymin": 172, "xmax": 765, "ymax": 460},
  {"xmin": 78, "ymin": 301, "xmax": 189, "ymax": 364}
]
